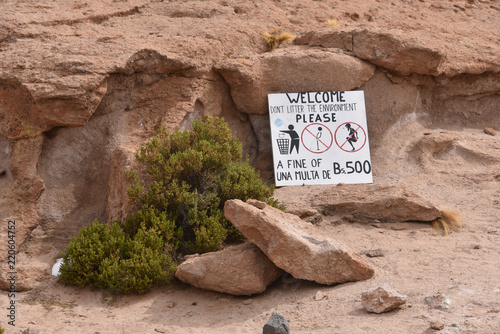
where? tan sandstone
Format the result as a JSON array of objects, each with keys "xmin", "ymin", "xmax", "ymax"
[
  {"xmin": 175, "ymin": 242, "xmax": 282, "ymax": 296},
  {"xmin": 224, "ymin": 199, "xmax": 374, "ymax": 285}
]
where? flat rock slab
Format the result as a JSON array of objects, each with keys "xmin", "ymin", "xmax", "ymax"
[
  {"xmin": 175, "ymin": 242, "xmax": 282, "ymax": 296},
  {"xmin": 276, "ymin": 183, "xmax": 441, "ymax": 223},
  {"xmin": 224, "ymin": 199, "xmax": 374, "ymax": 285}
]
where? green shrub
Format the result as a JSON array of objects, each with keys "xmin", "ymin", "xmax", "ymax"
[
  {"xmin": 59, "ymin": 221, "xmax": 176, "ymax": 294},
  {"xmin": 60, "ymin": 116, "xmax": 279, "ymax": 293},
  {"xmin": 96, "ymin": 228, "xmax": 176, "ymax": 294},
  {"xmin": 59, "ymin": 221, "xmax": 126, "ymax": 288},
  {"xmin": 126, "ymin": 115, "xmax": 278, "ymax": 253},
  {"xmin": 0, "ymin": 323, "xmax": 4, "ymax": 334}
]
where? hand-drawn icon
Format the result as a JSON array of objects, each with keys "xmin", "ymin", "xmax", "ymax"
[
  {"xmin": 301, "ymin": 123, "xmax": 333, "ymax": 154},
  {"xmin": 334, "ymin": 122, "xmax": 367, "ymax": 153},
  {"xmin": 277, "ymin": 124, "xmax": 300, "ymax": 155}
]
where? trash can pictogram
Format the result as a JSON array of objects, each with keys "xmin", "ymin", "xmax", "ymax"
[{"xmin": 277, "ymin": 138, "xmax": 289, "ymax": 155}]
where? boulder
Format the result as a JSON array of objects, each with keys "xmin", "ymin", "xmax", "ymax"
[
  {"xmin": 361, "ymin": 285, "xmax": 407, "ymax": 313},
  {"xmin": 175, "ymin": 242, "xmax": 283, "ymax": 296},
  {"xmin": 224, "ymin": 199, "xmax": 374, "ymax": 285},
  {"xmin": 276, "ymin": 183, "xmax": 441, "ymax": 223}
]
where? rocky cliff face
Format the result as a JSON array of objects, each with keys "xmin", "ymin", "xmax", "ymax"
[{"xmin": 0, "ymin": 0, "xmax": 499, "ymax": 290}]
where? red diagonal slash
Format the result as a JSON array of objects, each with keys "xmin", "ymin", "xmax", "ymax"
[
  {"xmin": 304, "ymin": 127, "xmax": 329, "ymax": 149},
  {"xmin": 340, "ymin": 126, "xmax": 361, "ymax": 149}
]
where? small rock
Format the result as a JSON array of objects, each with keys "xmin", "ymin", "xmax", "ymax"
[
  {"xmin": 424, "ymin": 292, "xmax": 451, "ymax": 310},
  {"xmin": 243, "ymin": 299, "xmax": 253, "ymax": 305},
  {"xmin": 390, "ymin": 224, "xmax": 407, "ymax": 231},
  {"xmin": 154, "ymin": 329, "xmax": 166, "ymax": 333},
  {"xmin": 21, "ymin": 328, "xmax": 40, "ymax": 334},
  {"xmin": 314, "ymin": 290, "xmax": 327, "ymax": 301},
  {"xmin": 246, "ymin": 199, "xmax": 267, "ymax": 209},
  {"xmin": 473, "ymin": 244, "xmax": 482, "ymax": 250},
  {"xmin": 263, "ymin": 311, "xmax": 290, "ymax": 334},
  {"xmin": 167, "ymin": 303, "xmax": 175, "ymax": 308},
  {"xmin": 483, "ymin": 127, "xmax": 497, "ymax": 136},
  {"xmin": 371, "ymin": 222, "xmax": 383, "ymax": 228},
  {"xmin": 430, "ymin": 321, "xmax": 445, "ymax": 330},
  {"xmin": 365, "ymin": 249, "xmax": 385, "ymax": 257},
  {"xmin": 191, "ymin": 302, "xmax": 197, "ymax": 306},
  {"xmin": 361, "ymin": 285, "xmax": 407, "ymax": 313},
  {"xmin": 0, "ymin": 167, "xmax": 6, "ymax": 177}
]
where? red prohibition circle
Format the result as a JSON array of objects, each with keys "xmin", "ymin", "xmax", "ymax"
[
  {"xmin": 334, "ymin": 122, "xmax": 367, "ymax": 153},
  {"xmin": 301, "ymin": 123, "xmax": 333, "ymax": 154}
]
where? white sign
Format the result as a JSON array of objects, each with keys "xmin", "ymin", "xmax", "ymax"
[{"xmin": 268, "ymin": 91, "xmax": 372, "ymax": 186}]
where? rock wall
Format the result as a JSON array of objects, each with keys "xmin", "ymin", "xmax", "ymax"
[{"xmin": 0, "ymin": 0, "xmax": 498, "ymax": 290}]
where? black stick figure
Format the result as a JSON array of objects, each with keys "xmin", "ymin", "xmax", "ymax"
[
  {"xmin": 345, "ymin": 123, "xmax": 358, "ymax": 151},
  {"xmin": 280, "ymin": 125, "xmax": 300, "ymax": 154},
  {"xmin": 315, "ymin": 126, "xmax": 323, "ymax": 151}
]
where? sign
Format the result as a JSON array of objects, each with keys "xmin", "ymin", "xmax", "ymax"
[{"xmin": 268, "ymin": 91, "xmax": 372, "ymax": 186}]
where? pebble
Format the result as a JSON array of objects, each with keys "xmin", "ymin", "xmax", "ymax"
[
  {"xmin": 424, "ymin": 292, "xmax": 451, "ymax": 310},
  {"xmin": 430, "ymin": 321, "xmax": 445, "ymax": 330},
  {"xmin": 243, "ymin": 299, "xmax": 253, "ymax": 305},
  {"xmin": 483, "ymin": 127, "xmax": 497, "ymax": 136},
  {"xmin": 21, "ymin": 329, "xmax": 40, "ymax": 334},
  {"xmin": 314, "ymin": 291, "xmax": 327, "ymax": 301},
  {"xmin": 365, "ymin": 249, "xmax": 385, "ymax": 258},
  {"xmin": 391, "ymin": 224, "xmax": 407, "ymax": 231}
]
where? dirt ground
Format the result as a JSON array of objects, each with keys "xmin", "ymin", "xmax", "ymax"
[{"xmin": 3, "ymin": 124, "xmax": 500, "ymax": 334}]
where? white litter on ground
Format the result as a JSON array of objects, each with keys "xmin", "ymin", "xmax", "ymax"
[{"xmin": 52, "ymin": 258, "xmax": 63, "ymax": 276}]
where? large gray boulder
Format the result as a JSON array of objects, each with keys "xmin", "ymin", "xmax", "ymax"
[
  {"xmin": 224, "ymin": 199, "xmax": 374, "ymax": 285},
  {"xmin": 175, "ymin": 242, "xmax": 283, "ymax": 296}
]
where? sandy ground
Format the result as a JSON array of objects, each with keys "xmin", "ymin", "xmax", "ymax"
[
  {"xmin": 2, "ymin": 124, "xmax": 500, "ymax": 334},
  {"xmin": 1, "ymin": 0, "xmax": 499, "ymax": 333}
]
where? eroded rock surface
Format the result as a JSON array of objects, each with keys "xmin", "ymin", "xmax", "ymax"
[{"xmin": 216, "ymin": 49, "xmax": 375, "ymax": 115}]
